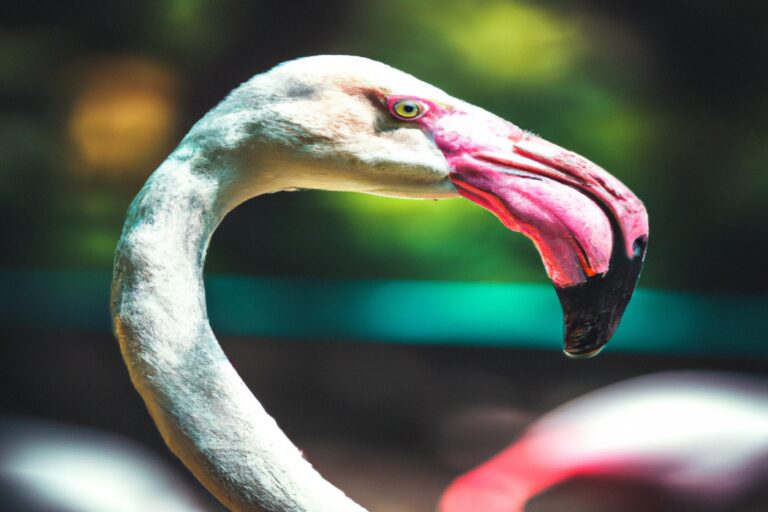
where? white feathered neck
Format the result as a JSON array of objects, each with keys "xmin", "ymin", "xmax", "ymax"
[{"xmin": 111, "ymin": 55, "xmax": 463, "ymax": 511}]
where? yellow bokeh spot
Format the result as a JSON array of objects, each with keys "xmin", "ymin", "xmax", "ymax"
[
  {"xmin": 441, "ymin": 2, "xmax": 581, "ymax": 83},
  {"xmin": 68, "ymin": 58, "xmax": 178, "ymax": 179},
  {"xmin": 400, "ymin": 0, "xmax": 583, "ymax": 85}
]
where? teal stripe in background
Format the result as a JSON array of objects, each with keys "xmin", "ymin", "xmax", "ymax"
[{"xmin": 1, "ymin": 270, "xmax": 766, "ymax": 357}]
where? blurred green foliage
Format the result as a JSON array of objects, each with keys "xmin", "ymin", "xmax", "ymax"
[{"xmin": 2, "ymin": 0, "xmax": 767, "ymax": 292}]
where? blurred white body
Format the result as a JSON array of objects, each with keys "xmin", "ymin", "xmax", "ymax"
[
  {"xmin": 0, "ymin": 417, "xmax": 208, "ymax": 512},
  {"xmin": 440, "ymin": 372, "xmax": 768, "ymax": 511}
]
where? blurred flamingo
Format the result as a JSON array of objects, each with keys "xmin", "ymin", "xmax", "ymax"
[
  {"xmin": 0, "ymin": 416, "xmax": 213, "ymax": 512},
  {"xmin": 440, "ymin": 372, "xmax": 768, "ymax": 512}
]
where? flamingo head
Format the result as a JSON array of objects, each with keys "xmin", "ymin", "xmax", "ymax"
[{"xmin": 207, "ymin": 55, "xmax": 648, "ymax": 357}]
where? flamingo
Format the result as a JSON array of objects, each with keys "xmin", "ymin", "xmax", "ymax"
[
  {"xmin": 0, "ymin": 416, "xmax": 211, "ymax": 512},
  {"xmin": 111, "ymin": 55, "xmax": 648, "ymax": 511},
  {"xmin": 439, "ymin": 372, "xmax": 768, "ymax": 512}
]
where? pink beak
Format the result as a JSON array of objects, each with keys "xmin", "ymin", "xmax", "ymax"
[{"xmin": 426, "ymin": 107, "xmax": 649, "ymax": 357}]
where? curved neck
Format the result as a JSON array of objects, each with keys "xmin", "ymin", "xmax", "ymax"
[{"xmin": 111, "ymin": 153, "xmax": 366, "ymax": 512}]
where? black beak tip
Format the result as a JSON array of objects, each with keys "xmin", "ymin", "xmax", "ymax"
[
  {"xmin": 560, "ymin": 313, "xmax": 616, "ymax": 359},
  {"xmin": 556, "ymin": 236, "xmax": 647, "ymax": 359},
  {"xmin": 563, "ymin": 346, "xmax": 605, "ymax": 359}
]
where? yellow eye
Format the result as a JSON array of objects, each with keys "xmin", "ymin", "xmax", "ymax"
[{"xmin": 392, "ymin": 99, "xmax": 424, "ymax": 120}]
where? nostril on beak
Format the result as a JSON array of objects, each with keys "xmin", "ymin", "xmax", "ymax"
[{"xmin": 633, "ymin": 236, "xmax": 648, "ymax": 259}]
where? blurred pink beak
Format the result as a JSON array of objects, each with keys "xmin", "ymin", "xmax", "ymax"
[{"xmin": 427, "ymin": 108, "xmax": 649, "ymax": 357}]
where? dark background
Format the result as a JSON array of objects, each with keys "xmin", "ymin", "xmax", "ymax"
[{"xmin": 1, "ymin": 1, "xmax": 767, "ymax": 511}]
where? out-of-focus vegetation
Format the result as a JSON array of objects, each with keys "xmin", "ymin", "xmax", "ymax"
[{"xmin": 2, "ymin": 0, "xmax": 766, "ymax": 292}]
